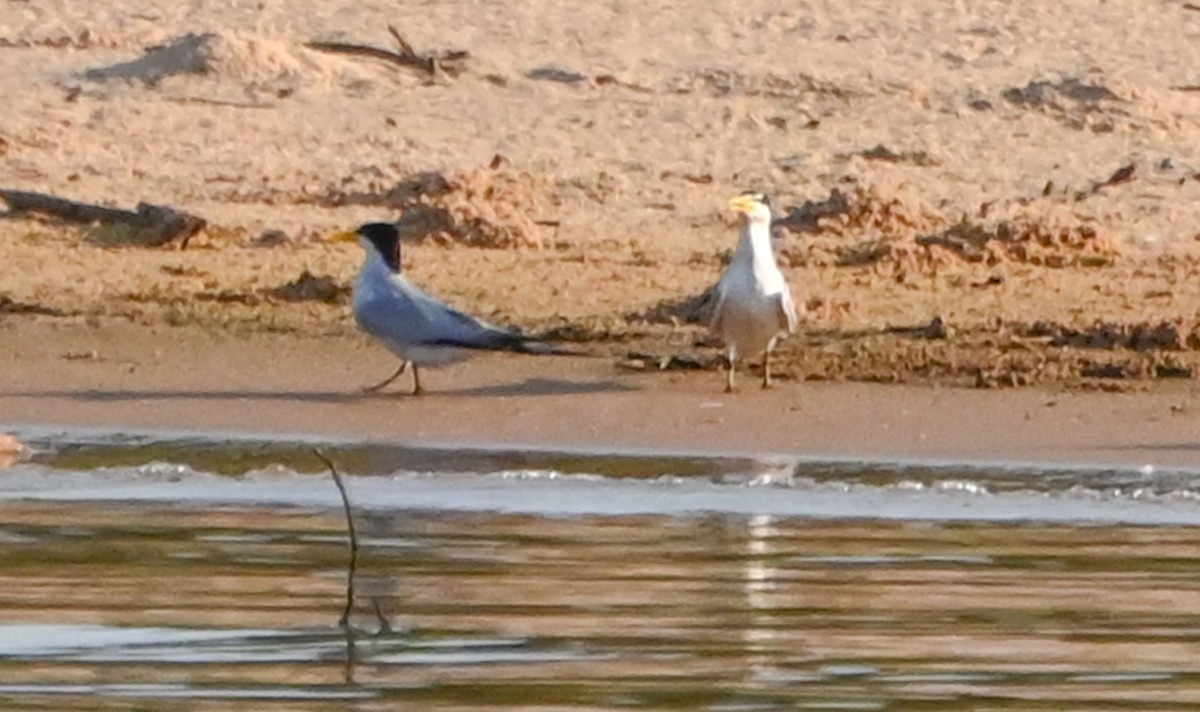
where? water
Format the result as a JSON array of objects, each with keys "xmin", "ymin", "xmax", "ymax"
[{"xmin": 2, "ymin": 428, "xmax": 1200, "ymax": 710}]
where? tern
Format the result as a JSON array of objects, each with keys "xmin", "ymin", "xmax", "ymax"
[
  {"xmin": 329, "ymin": 222, "xmax": 574, "ymax": 395},
  {"xmin": 708, "ymin": 192, "xmax": 798, "ymax": 393}
]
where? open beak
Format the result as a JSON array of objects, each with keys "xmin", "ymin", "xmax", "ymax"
[
  {"xmin": 326, "ymin": 229, "xmax": 359, "ymax": 244},
  {"xmin": 727, "ymin": 195, "xmax": 757, "ymax": 214}
]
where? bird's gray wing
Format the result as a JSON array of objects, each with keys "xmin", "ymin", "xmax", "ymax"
[
  {"xmin": 776, "ymin": 288, "xmax": 799, "ymax": 334},
  {"xmin": 358, "ymin": 276, "xmax": 538, "ymax": 353},
  {"xmin": 707, "ymin": 281, "xmax": 730, "ymax": 332}
]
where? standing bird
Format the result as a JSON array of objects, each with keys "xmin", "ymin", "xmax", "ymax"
[
  {"xmin": 328, "ymin": 222, "xmax": 574, "ymax": 395},
  {"xmin": 708, "ymin": 192, "xmax": 798, "ymax": 393}
]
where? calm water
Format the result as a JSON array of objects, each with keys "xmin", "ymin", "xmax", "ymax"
[{"xmin": 2, "ymin": 429, "xmax": 1200, "ymax": 710}]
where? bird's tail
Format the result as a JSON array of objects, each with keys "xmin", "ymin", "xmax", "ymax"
[{"xmin": 429, "ymin": 331, "xmax": 595, "ymax": 357}]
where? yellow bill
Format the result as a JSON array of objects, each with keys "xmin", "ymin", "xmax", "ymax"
[
  {"xmin": 326, "ymin": 229, "xmax": 359, "ymax": 243},
  {"xmin": 728, "ymin": 194, "xmax": 758, "ymax": 213}
]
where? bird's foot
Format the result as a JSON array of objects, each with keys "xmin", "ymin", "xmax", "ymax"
[{"xmin": 361, "ymin": 362, "xmax": 410, "ymax": 394}]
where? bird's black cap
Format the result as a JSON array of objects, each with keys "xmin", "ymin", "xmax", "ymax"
[{"xmin": 357, "ymin": 222, "xmax": 402, "ymax": 272}]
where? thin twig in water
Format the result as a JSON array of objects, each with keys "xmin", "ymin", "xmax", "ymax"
[
  {"xmin": 313, "ymin": 448, "xmax": 358, "ymax": 628},
  {"xmin": 342, "ymin": 626, "xmax": 357, "ymax": 684}
]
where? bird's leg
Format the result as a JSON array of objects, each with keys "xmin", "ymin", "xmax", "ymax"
[
  {"xmin": 761, "ymin": 348, "xmax": 773, "ymax": 390},
  {"xmin": 362, "ymin": 361, "xmax": 409, "ymax": 393},
  {"xmin": 411, "ymin": 364, "xmax": 424, "ymax": 396},
  {"xmin": 724, "ymin": 350, "xmax": 737, "ymax": 394}
]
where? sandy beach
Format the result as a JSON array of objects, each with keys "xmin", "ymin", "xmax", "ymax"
[{"xmin": 5, "ymin": 1, "xmax": 1200, "ymax": 465}]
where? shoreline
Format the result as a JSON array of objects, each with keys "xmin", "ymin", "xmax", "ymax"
[
  {"xmin": 5, "ymin": 320, "xmax": 1200, "ymax": 471},
  {"xmin": 10, "ymin": 420, "xmax": 1200, "ymax": 477}
]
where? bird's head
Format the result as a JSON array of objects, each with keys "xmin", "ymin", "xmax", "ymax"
[
  {"xmin": 728, "ymin": 191, "xmax": 773, "ymax": 226},
  {"xmin": 328, "ymin": 222, "xmax": 402, "ymax": 272}
]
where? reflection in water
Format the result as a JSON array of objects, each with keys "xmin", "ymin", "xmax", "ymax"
[
  {"xmin": 2, "ymin": 491, "xmax": 1200, "ymax": 710},
  {"xmin": 743, "ymin": 513, "xmax": 780, "ymax": 685}
]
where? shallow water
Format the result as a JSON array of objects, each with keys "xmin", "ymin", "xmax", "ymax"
[{"xmin": 2, "ymin": 428, "xmax": 1200, "ymax": 710}]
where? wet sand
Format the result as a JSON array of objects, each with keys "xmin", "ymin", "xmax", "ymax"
[{"xmin": 4, "ymin": 320, "xmax": 1200, "ymax": 468}]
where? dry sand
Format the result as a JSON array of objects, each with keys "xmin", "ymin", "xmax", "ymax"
[{"xmin": 5, "ymin": 1, "xmax": 1200, "ymax": 464}]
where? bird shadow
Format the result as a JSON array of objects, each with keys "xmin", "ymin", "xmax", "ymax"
[
  {"xmin": 8, "ymin": 378, "xmax": 634, "ymax": 404},
  {"xmin": 442, "ymin": 378, "xmax": 635, "ymax": 397}
]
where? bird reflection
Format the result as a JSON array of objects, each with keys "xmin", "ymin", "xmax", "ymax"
[{"xmin": 742, "ymin": 513, "xmax": 782, "ymax": 682}]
